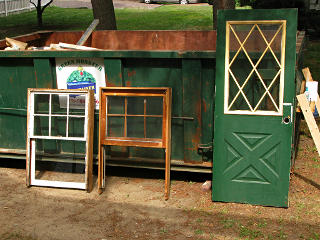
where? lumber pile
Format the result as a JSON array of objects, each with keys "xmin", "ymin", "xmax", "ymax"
[{"xmin": 3, "ymin": 19, "xmax": 100, "ymax": 51}]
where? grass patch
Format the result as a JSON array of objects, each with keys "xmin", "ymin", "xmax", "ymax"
[
  {"xmin": 0, "ymin": 232, "xmax": 37, "ymax": 240},
  {"xmin": 239, "ymin": 224, "xmax": 263, "ymax": 239},
  {"xmin": 0, "ymin": 5, "xmax": 213, "ymax": 39}
]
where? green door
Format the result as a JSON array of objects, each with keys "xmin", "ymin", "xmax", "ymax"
[{"xmin": 212, "ymin": 9, "xmax": 297, "ymax": 207}]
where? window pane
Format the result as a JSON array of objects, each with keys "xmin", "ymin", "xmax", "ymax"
[
  {"xmin": 127, "ymin": 116, "xmax": 144, "ymax": 138},
  {"xmin": 51, "ymin": 116, "xmax": 67, "ymax": 137},
  {"xmin": 107, "ymin": 96, "xmax": 125, "ymax": 114},
  {"xmin": 34, "ymin": 116, "xmax": 49, "ymax": 136},
  {"xmin": 146, "ymin": 97, "xmax": 163, "ymax": 115},
  {"xmin": 34, "ymin": 139, "xmax": 86, "ymax": 183},
  {"xmin": 127, "ymin": 97, "xmax": 144, "ymax": 115},
  {"xmin": 107, "ymin": 116, "xmax": 124, "ymax": 137},
  {"xmin": 34, "ymin": 94, "xmax": 49, "ymax": 115},
  {"xmin": 146, "ymin": 117, "xmax": 162, "ymax": 139},
  {"xmin": 51, "ymin": 94, "xmax": 67, "ymax": 115},
  {"xmin": 68, "ymin": 117, "xmax": 85, "ymax": 138},
  {"xmin": 69, "ymin": 94, "xmax": 86, "ymax": 115},
  {"xmin": 227, "ymin": 22, "xmax": 284, "ymax": 113}
]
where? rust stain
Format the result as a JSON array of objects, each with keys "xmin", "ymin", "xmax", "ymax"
[
  {"xmin": 126, "ymin": 81, "xmax": 132, "ymax": 87},
  {"xmin": 45, "ymin": 82, "xmax": 52, "ymax": 88},
  {"xmin": 119, "ymin": 73, "xmax": 122, "ymax": 79},
  {"xmin": 127, "ymin": 70, "xmax": 136, "ymax": 78},
  {"xmin": 106, "ymin": 81, "xmax": 117, "ymax": 87},
  {"xmin": 34, "ymin": 71, "xmax": 38, "ymax": 86},
  {"xmin": 9, "ymin": 77, "xmax": 13, "ymax": 84},
  {"xmin": 202, "ymin": 99, "xmax": 207, "ymax": 113}
]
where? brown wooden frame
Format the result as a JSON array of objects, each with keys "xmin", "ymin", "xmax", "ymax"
[{"xmin": 98, "ymin": 87, "xmax": 172, "ymax": 199}]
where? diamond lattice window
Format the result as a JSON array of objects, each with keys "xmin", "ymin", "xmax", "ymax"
[{"xmin": 224, "ymin": 21, "xmax": 286, "ymax": 115}]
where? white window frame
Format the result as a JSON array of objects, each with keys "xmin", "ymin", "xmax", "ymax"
[{"xmin": 26, "ymin": 89, "xmax": 94, "ymax": 191}]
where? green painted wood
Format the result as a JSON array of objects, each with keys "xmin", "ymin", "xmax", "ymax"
[
  {"xmin": 212, "ymin": 9, "xmax": 297, "ymax": 207},
  {"xmin": 201, "ymin": 59, "xmax": 215, "ymax": 161},
  {"xmin": 104, "ymin": 59, "xmax": 123, "ymax": 87},
  {"xmin": 182, "ymin": 59, "xmax": 202, "ymax": 162},
  {"xmin": 33, "ymin": 58, "xmax": 54, "ymax": 88},
  {"xmin": 0, "ymin": 58, "xmax": 35, "ymax": 150}
]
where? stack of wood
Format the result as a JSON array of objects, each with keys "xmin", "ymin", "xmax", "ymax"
[
  {"xmin": 5, "ymin": 37, "xmax": 28, "ymax": 50},
  {"xmin": 3, "ymin": 19, "xmax": 100, "ymax": 51}
]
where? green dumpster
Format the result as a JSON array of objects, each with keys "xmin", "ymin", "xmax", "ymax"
[{"xmin": 0, "ymin": 30, "xmax": 217, "ymax": 173}]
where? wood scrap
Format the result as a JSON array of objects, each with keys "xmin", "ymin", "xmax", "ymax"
[
  {"xmin": 58, "ymin": 42, "xmax": 98, "ymax": 50},
  {"xmin": 302, "ymin": 67, "xmax": 313, "ymax": 82},
  {"xmin": 297, "ymin": 93, "xmax": 320, "ymax": 156},
  {"xmin": 77, "ymin": 19, "xmax": 99, "ymax": 46},
  {"xmin": 5, "ymin": 37, "xmax": 28, "ymax": 50}
]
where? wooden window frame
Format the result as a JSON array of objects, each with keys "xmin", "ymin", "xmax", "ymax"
[
  {"xmin": 26, "ymin": 89, "xmax": 94, "ymax": 192},
  {"xmin": 98, "ymin": 87, "xmax": 172, "ymax": 200}
]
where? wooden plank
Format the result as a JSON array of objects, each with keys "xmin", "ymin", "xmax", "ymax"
[
  {"xmin": 26, "ymin": 89, "xmax": 32, "ymax": 187},
  {"xmin": 5, "ymin": 37, "xmax": 28, "ymax": 50},
  {"xmin": 77, "ymin": 19, "xmax": 99, "ymax": 46},
  {"xmin": 302, "ymin": 67, "xmax": 313, "ymax": 82},
  {"xmin": 165, "ymin": 88, "xmax": 172, "ymax": 200},
  {"xmin": 58, "ymin": 42, "xmax": 98, "ymax": 50},
  {"xmin": 98, "ymin": 87, "xmax": 106, "ymax": 193},
  {"xmin": 86, "ymin": 90, "xmax": 95, "ymax": 192},
  {"xmin": 297, "ymin": 94, "xmax": 320, "ymax": 156}
]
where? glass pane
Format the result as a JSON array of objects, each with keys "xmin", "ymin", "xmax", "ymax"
[
  {"xmin": 127, "ymin": 116, "xmax": 144, "ymax": 138},
  {"xmin": 258, "ymin": 23, "xmax": 283, "ymax": 47},
  {"xmin": 34, "ymin": 94, "xmax": 49, "ymax": 115},
  {"xmin": 68, "ymin": 117, "xmax": 85, "ymax": 138},
  {"xmin": 107, "ymin": 116, "xmax": 124, "ymax": 137},
  {"xmin": 127, "ymin": 97, "xmax": 144, "ymax": 115},
  {"xmin": 51, "ymin": 116, "xmax": 67, "ymax": 137},
  {"xmin": 229, "ymin": 24, "xmax": 254, "ymax": 46},
  {"xmin": 107, "ymin": 96, "xmax": 125, "ymax": 114},
  {"xmin": 34, "ymin": 139, "xmax": 86, "ymax": 183},
  {"xmin": 34, "ymin": 116, "xmax": 49, "ymax": 136},
  {"xmin": 69, "ymin": 94, "xmax": 86, "ymax": 115},
  {"xmin": 146, "ymin": 97, "xmax": 163, "ymax": 115},
  {"xmin": 51, "ymin": 94, "xmax": 67, "ymax": 115},
  {"xmin": 146, "ymin": 117, "xmax": 162, "ymax": 139}
]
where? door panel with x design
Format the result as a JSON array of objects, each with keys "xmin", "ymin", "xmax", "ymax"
[{"xmin": 222, "ymin": 130, "xmax": 281, "ymax": 186}]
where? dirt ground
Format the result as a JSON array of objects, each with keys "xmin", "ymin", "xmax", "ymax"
[{"xmin": 0, "ymin": 121, "xmax": 320, "ymax": 240}]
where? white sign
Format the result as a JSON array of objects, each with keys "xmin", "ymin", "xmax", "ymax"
[
  {"xmin": 56, "ymin": 58, "xmax": 106, "ymax": 109},
  {"xmin": 306, "ymin": 81, "xmax": 318, "ymax": 102}
]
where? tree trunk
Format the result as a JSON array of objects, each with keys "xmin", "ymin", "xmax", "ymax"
[
  {"xmin": 37, "ymin": 3, "xmax": 42, "ymax": 27},
  {"xmin": 213, "ymin": 0, "xmax": 235, "ymax": 29},
  {"xmin": 91, "ymin": 0, "xmax": 117, "ymax": 30}
]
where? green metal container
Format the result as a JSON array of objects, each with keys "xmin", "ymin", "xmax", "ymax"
[{"xmin": 0, "ymin": 30, "xmax": 217, "ymax": 172}]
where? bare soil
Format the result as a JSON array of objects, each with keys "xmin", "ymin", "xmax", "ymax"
[{"xmin": 0, "ymin": 121, "xmax": 320, "ymax": 240}]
